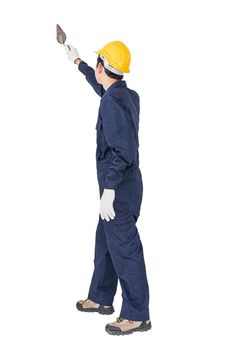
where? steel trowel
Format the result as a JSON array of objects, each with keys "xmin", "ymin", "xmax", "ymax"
[{"xmin": 56, "ymin": 24, "xmax": 71, "ymax": 50}]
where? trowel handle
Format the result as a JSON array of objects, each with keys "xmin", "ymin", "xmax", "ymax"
[{"xmin": 63, "ymin": 43, "xmax": 71, "ymax": 51}]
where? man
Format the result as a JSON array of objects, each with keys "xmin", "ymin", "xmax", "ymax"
[{"xmin": 65, "ymin": 41, "xmax": 151, "ymax": 336}]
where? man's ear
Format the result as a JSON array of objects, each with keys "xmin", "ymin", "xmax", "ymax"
[{"xmin": 98, "ymin": 63, "xmax": 104, "ymax": 74}]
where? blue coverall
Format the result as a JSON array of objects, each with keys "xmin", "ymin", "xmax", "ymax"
[{"xmin": 78, "ymin": 61, "xmax": 150, "ymax": 321}]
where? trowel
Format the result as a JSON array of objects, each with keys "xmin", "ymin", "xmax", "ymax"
[{"xmin": 56, "ymin": 24, "xmax": 71, "ymax": 50}]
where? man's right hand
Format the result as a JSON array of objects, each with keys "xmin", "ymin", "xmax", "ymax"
[{"xmin": 65, "ymin": 44, "xmax": 81, "ymax": 63}]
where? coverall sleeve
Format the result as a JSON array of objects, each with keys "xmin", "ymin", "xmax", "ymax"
[
  {"xmin": 78, "ymin": 61, "xmax": 105, "ymax": 97},
  {"xmin": 100, "ymin": 96, "xmax": 137, "ymax": 190}
]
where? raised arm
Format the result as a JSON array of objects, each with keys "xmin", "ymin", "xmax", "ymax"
[
  {"xmin": 65, "ymin": 45, "xmax": 105, "ymax": 97},
  {"xmin": 76, "ymin": 59, "xmax": 105, "ymax": 97}
]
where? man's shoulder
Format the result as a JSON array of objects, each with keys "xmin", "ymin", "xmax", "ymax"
[
  {"xmin": 102, "ymin": 86, "xmax": 139, "ymax": 104},
  {"xmin": 99, "ymin": 92, "xmax": 122, "ymax": 114},
  {"xmin": 100, "ymin": 91, "xmax": 120, "ymax": 105}
]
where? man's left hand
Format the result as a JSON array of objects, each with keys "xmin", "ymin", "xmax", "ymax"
[{"xmin": 100, "ymin": 189, "xmax": 116, "ymax": 221}]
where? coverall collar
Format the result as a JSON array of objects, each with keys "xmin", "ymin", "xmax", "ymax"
[{"xmin": 105, "ymin": 80, "xmax": 127, "ymax": 92}]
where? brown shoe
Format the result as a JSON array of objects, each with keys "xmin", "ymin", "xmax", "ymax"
[
  {"xmin": 105, "ymin": 317, "xmax": 152, "ymax": 336},
  {"xmin": 76, "ymin": 298, "xmax": 114, "ymax": 315}
]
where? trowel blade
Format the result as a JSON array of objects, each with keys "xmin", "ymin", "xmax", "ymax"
[{"xmin": 56, "ymin": 24, "xmax": 66, "ymax": 45}]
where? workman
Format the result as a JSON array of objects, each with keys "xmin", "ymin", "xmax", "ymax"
[{"xmin": 65, "ymin": 40, "xmax": 151, "ymax": 336}]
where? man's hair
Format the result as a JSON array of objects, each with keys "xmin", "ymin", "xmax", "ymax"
[{"xmin": 96, "ymin": 55, "xmax": 123, "ymax": 80}]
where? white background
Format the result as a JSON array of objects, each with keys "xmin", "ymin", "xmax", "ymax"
[{"xmin": 0, "ymin": 0, "xmax": 248, "ymax": 349}]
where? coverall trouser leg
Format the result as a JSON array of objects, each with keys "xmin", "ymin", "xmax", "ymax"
[
  {"xmin": 88, "ymin": 217, "xmax": 118, "ymax": 306},
  {"xmin": 88, "ymin": 213, "xmax": 150, "ymax": 321}
]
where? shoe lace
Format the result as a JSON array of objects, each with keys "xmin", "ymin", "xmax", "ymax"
[{"xmin": 116, "ymin": 317, "xmax": 133, "ymax": 324}]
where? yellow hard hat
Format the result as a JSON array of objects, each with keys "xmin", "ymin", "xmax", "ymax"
[{"xmin": 96, "ymin": 41, "xmax": 131, "ymax": 74}]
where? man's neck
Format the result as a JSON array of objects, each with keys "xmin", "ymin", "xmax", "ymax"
[{"xmin": 103, "ymin": 79, "xmax": 119, "ymax": 91}]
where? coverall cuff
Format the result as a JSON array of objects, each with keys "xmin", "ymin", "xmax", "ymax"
[
  {"xmin": 78, "ymin": 60, "xmax": 88, "ymax": 75},
  {"xmin": 104, "ymin": 181, "xmax": 119, "ymax": 190},
  {"xmin": 88, "ymin": 293, "xmax": 114, "ymax": 306}
]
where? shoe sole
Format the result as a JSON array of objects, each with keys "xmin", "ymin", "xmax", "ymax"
[
  {"xmin": 76, "ymin": 302, "xmax": 114, "ymax": 315},
  {"xmin": 105, "ymin": 321, "xmax": 152, "ymax": 336}
]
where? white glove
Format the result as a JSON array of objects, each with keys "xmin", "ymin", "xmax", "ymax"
[
  {"xmin": 100, "ymin": 189, "xmax": 116, "ymax": 221},
  {"xmin": 65, "ymin": 44, "xmax": 80, "ymax": 62}
]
